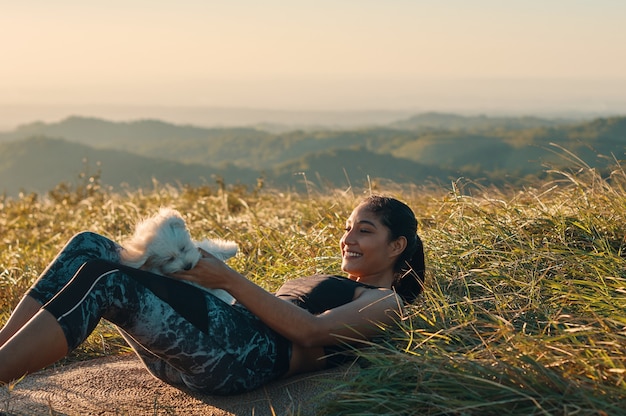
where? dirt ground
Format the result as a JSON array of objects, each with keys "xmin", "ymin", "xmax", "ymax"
[{"xmin": 0, "ymin": 354, "xmax": 354, "ymax": 416}]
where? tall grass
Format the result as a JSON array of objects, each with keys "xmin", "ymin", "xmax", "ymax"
[
  {"xmin": 320, "ymin": 166, "xmax": 626, "ymax": 415},
  {"xmin": 1, "ymin": 163, "xmax": 626, "ymax": 415}
]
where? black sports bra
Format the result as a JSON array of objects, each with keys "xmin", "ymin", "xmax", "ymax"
[
  {"xmin": 275, "ymin": 274, "xmax": 377, "ymax": 314},
  {"xmin": 275, "ymin": 274, "xmax": 380, "ymax": 367}
]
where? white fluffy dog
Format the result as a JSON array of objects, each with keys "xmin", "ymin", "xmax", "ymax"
[{"xmin": 119, "ymin": 207, "xmax": 237, "ymax": 304}]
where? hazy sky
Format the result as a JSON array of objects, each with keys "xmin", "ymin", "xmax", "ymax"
[{"xmin": 2, "ymin": 0, "xmax": 626, "ymax": 119}]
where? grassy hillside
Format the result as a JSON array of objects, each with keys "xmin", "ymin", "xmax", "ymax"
[
  {"xmin": 0, "ymin": 136, "xmax": 458, "ymax": 196},
  {"xmin": 271, "ymin": 146, "xmax": 454, "ymax": 192},
  {"xmin": 0, "ymin": 136, "xmax": 261, "ymax": 196},
  {"xmin": 388, "ymin": 111, "xmax": 577, "ymax": 131},
  {"xmin": 1, "ymin": 162, "xmax": 625, "ymax": 414},
  {"xmin": 3, "ymin": 114, "xmax": 626, "ymax": 198},
  {"xmin": 0, "ymin": 116, "xmax": 272, "ymax": 147},
  {"xmin": 2, "ymin": 115, "xmax": 625, "ymax": 188}
]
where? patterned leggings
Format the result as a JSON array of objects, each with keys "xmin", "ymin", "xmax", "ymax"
[{"xmin": 26, "ymin": 232, "xmax": 291, "ymax": 395}]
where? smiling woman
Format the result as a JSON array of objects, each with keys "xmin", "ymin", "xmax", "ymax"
[
  {"xmin": 341, "ymin": 196, "xmax": 425, "ymax": 303},
  {"xmin": 0, "ymin": 194, "xmax": 425, "ymax": 395}
]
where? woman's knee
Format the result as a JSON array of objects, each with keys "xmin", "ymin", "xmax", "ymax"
[
  {"xmin": 64, "ymin": 231, "xmax": 121, "ymax": 261},
  {"xmin": 68, "ymin": 231, "xmax": 111, "ymax": 246},
  {"xmin": 76, "ymin": 258, "xmax": 120, "ymax": 277},
  {"xmin": 43, "ymin": 259, "xmax": 124, "ymax": 316}
]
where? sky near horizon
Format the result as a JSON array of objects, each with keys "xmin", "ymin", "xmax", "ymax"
[{"xmin": 2, "ymin": 0, "xmax": 626, "ymax": 117}]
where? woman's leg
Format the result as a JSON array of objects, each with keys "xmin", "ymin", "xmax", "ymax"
[
  {"xmin": 0, "ymin": 232, "xmax": 120, "ymax": 347},
  {"xmin": 7, "ymin": 259, "xmax": 290, "ymax": 394},
  {"xmin": 26, "ymin": 231, "xmax": 121, "ymax": 304},
  {"xmin": 0, "ymin": 296, "xmax": 42, "ymax": 346},
  {"xmin": 0, "ymin": 310, "xmax": 68, "ymax": 383}
]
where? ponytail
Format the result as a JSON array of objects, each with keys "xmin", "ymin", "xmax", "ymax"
[
  {"xmin": 359, "ymin": 195, "xmax": 426, "ymax": 303},
  {"xmin": 393, "ymin": 233, "xmax": 425, "ymax": 304}
]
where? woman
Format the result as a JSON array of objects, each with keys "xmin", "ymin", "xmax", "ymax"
[{"xmin": 0, "ymin": 195, "xmax": 425, "ymax": 394}]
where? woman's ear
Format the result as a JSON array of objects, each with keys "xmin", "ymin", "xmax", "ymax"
[{"xmin": 390, "ymin": 236, "xmax": 407, "ymax": 256}]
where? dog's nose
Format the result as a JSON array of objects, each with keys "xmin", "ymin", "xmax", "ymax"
[{"xmin": 184, "ymin": 263, "xmax": 193, "ymax": 271}]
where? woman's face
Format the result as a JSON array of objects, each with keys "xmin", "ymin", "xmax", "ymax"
[{"xmin": 340, "ymin": 204, "xmax": 402, "ymax": 282}]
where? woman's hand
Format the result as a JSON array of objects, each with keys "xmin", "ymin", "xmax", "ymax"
[{"xmin": 173, "ymin": 249, "xmax": 236, "ymax": 291}]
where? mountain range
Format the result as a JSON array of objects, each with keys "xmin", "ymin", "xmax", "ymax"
[{"xmin": 1, "ymin": 113, "xmax": 625, "ymax": 196}]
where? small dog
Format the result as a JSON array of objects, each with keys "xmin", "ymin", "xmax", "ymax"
[{"xmin": 119, "ymin": 207, "xmax": 237, "ymax": 304}]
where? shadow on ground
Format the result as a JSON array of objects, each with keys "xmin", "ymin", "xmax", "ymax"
[{"xmin": 0, "ymin": 354, "xmax": 355, "ymax": 415}]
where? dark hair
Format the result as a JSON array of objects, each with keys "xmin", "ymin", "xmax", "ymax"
[{"xmin": 360, "ymin": 195, "xmax": 425, "ymax": 303}]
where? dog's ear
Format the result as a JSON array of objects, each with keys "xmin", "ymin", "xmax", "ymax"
[
  {"xmin": 119, "ymin": 247, "xmax": 148, "ymax": 268},
  {"xmin": 168, "ymin": 217, "xmax": 187, "ymax": 231}
]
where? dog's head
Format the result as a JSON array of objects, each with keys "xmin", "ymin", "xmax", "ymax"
[{"xmin": 120, "ymin": 208, "xmax": 201, "ymax": 275}]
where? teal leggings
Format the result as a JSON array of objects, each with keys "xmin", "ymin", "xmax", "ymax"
[{"xmin": 27, "ymin": 232, "xmax": 291, "ymax": 395}]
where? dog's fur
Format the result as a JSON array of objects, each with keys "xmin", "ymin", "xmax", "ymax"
[{"xmin": 119, "ymin": 208, "xmax": 237, "ymax": 304}]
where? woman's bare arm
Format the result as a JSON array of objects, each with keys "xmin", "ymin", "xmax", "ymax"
[{"xmin": 174, "ymin": 254, "xmax": 402, "ymax": 348}]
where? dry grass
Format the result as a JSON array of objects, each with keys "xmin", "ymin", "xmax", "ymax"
[
  {"xmin": 320, "ymin": 166, "xmax": 626, "ymax": 415},
  {"xmin": 2, "ymin": 163, "xmax": 626, "ymax": 415}
]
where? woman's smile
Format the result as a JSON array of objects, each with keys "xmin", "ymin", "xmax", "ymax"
[{"xmin": 339, "ymin": 204, "xmax": 400, "ymax": 285}]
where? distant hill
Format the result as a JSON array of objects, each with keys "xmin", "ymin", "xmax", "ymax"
[
  {"xmin": 0, "ymin": 136, "xmax": 457, "ymax": 196},
  {"xmin": 388, "ymin": 112, "xmax": 577, "ymax": 131},
  {"xmin": 271, "ymin": 147, "xmax": 455, "ymax": 191},
  {"xmin": 1, "ymin": 114, "xmax": 625, "ymax": 196},
  {"xmin": 0, "ymin": 137, "xmax": 259, "ymax": 196},
  {"xmin": 0, "ymin": 116, "xmax": 272, "ymax": 149},
  {"xmin": 391, "ymin": 116, "xmax": 626, "ymax": 174}
]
